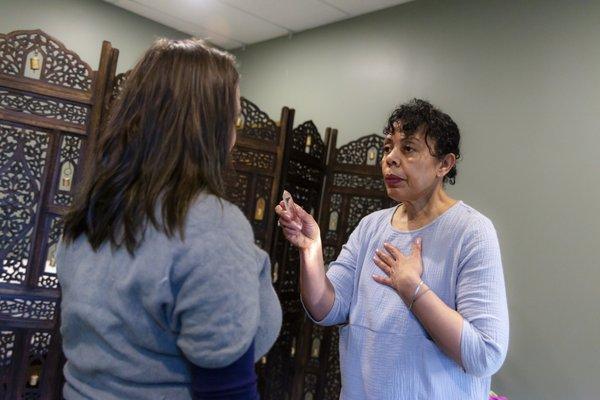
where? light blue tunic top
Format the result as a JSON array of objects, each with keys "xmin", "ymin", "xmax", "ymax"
[
  {"xmin": 312, "ymin": 201, "xmax": 509, "ymax": 400},
  {"xmin": 57, "ymin": 194, "xmax": 282, "ymax": 400}
]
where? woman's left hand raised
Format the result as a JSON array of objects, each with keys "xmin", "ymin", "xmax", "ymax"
[{"xmin": 372, "ymin": 238, "xmax": 424, "ymax": 303}]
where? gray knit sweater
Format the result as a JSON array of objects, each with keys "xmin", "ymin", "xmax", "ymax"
[{"xmin": 57, "ymin": 193, "xmax": 282, "ymax": 400}]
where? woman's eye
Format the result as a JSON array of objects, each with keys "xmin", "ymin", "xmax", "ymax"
[
  {"xmin": 403, "ymin": 146, "xmax": 414, "ymax": 153},
  {"xmin": 382, "ymin": 146, "xmax": 391, "ymax": 153}
]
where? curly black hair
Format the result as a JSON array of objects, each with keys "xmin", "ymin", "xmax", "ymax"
[{"xmin": 384, "ymin": 98, "xmax": 461, "ymax": 185}]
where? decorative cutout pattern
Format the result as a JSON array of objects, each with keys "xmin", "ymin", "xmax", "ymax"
[
  {"xmin": 303, "ymin": 373, "xmax": 317, "ymax": 398},
  {"xmin": 292, "ymin": 121, "xmax": 325, "ymax": 159},
  {"xmin": 54, "ymin": 134, "xmax": 82, "ymax": 207},
  {"xmin": 0, "ymin": 89, "xmax": 89, "ymax": 126},
  {"xmin": 332, "ymin": 172, "xmax": 385, "ymax": 191},
  {"xmin": 288, "ymin": 160, "xmax": 321, "ymax": 185},
  {"xmin": 323, "ymin": 328, "xmax": 342, "ymax": 399},
  {"xmin": 224, "ymin": 171, "xmax": 249, "ymax": 211},
  {"xmin": 251, "ymin": 175, "xmax": 272, "ymax": 232},
  {"xmin": 335, "ymin": 134, "xmax": 384, "ymax": 165},
  {"xmin": 23, "ymin": 331, "xmax": 53, "ymax": 399},
  {"xmin": 0, "ymin": 299, "xmax": 56, "ymax": 321},
  {"xmin": 0, "ymin": 331, "xmax": 15, "ymax": 367},
  {"xmin": 232, "ymin": 148, "xmax": 275, "ymax": 171},
  {"xmin": 111, "ymin": 71, "xmax": 130, "ymax": 102},
  {"xmin": 0, "ymin": 30, "xmax": 93, "ymax": 91},
  {"xmin": 0, "ymin": 123, "xmax": 49, "ymax": 284},
  {"xmin": 37, "ymin": 216, "xmax": 63, "ymax": 289},
  {"xmin": 325, "ymin": 194, "xmax": 342, "ymax": 241},
  {"xmin": 323, "ymin": 246, "xmax": 337, "ymax": 264},
  {"xmin": 0, "ymin": 330, "xmax": 15, "ymax": 400},
  {"xmin": 238, "ymin": 98, "xmax": 278, "ymax": 142},
  {"xmin": 346, "ymin": 196, "xmax": 383, "ymax": 234}
]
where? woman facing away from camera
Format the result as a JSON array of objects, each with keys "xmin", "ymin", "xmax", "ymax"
[
  {"xmin": 276, "ymin": 99, "xmax": 509, "ymax": 399},
  {"xmin": 57, "ymin": 38, "xmax": 281, "ymax": 400}
]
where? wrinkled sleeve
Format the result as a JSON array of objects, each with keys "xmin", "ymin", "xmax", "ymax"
[
  {"xmin": 172, "ymin": 230, "xmax": 260, "ymax": 368},
  {"xmin": 457, "ymin": 218, "xmax": 509, "ymax": 378},
  {"xmin": 304, "ymin": 220, "xmax": 364, "ymax": 326}
]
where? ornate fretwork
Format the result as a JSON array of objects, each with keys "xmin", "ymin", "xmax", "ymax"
[
  {"xmin": 307, "ymin": 325, "xmax": 324, "ymax": 369},
  {"xmin": 251, "ymin": 175, "xmax": 273, "ymax": 233},
  {"xmin": 280, "ymin": 248, "xmax": 300, "ymax": 295},
  {"xmin": 238, "ymin": 98, "xmax": 278, "ymax": 142},
  {"xmin": 0, "ymin": 331, "xmax": 15, "ymax": 367},
  {"xmin": 335, "ymin": 134, "xmax": 384, "ymax": 165},
  {"xmin": 53, "ymin": 134, "xmax": 82, "ymax": 207},
  {"xmin": 261, "ymin": 315, "xmax": 300, "ymax": 400},
  {"xmin": 332, "ymin": 172, "xmax": 385, "ymax": 191},
  {"xmin": 292, "ymin": 121, "xmax": 325, "ymax": 159},
  {"xmin": 288, "ymin": 160, "xmax": 321, "ymax": 185},
  {"xmin": 22, "ymin": 331, "xmax": 53, "ymax": 399},
  {"xmin": 0, "ymin": 30, "xmax": 93, "ymax": 91},
  {"xmin": 323, "ymin": 329, "xmax": 341, "ymax": 400},
  {"xmin": 37, "ymin": 216, "xmax": 63, "ymax": 289},
  {"xmin": 224, "ymin": 171, "xmax": 249, "ymax": 211},
  {"xmin": 0, "ymin": 299, "xmax": 56, "ymax": 321},
  {"xmin": 347, "ymin": 196, "xmax": 383, "ymax": 234},
  {"xmin": 325, "ymin": 194, "xmax": 342, "ymax": 241},
  {"xmin": 0, "ymin": 123, "xmax": 49, "ymax": 284},
  {"xmin": 111, "ymin": 71, "xmax": 130, "ymax": 102},
  {"xmin": 0, "ymin": 330, "xmax": 15, "ymax": 399},
  {"xmin": 323, "ymin": 246, "xmax": 337, "ymax": 265},
  {"xmin": 231, "ymin": 148, "xmax": 275, "ymax": 171},
  {"xmin": 303, "ymin": 373, "xmax": 318, "ymax": 398},
  {"xmin": 0, "ymin": 89, "xmax": 89, "ymax": 126}
]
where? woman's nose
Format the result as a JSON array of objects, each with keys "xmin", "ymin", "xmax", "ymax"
[{"xmin": 386, "ymin": 149, "xmax": 400, "ymax": 167}]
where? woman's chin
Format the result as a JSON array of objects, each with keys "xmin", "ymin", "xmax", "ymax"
[{"xmin": 385, "ymin": 187, "xmax": 406, "ymax": 203}]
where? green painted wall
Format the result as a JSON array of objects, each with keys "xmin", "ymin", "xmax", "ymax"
[
  {"xmin": 0, "ymin": 0, "xmax": 188, "ymax": 72},
  {"xmin": 235, "ymin": 1, "xmax": 600, "ymax": 399}
]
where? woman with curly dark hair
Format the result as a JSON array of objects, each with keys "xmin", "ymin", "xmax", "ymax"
[
  {"xmin": 57, "ymin": 38, "xmax": 281, "ymax": 400},
  {"xmin": 276, "ymin": 99, "xmax": 509, "ymax": 399}
]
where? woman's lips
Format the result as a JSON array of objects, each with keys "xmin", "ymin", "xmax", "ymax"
[{"xmin": 384, "ymin": 175, "xmax": 405, "ymax": 186}]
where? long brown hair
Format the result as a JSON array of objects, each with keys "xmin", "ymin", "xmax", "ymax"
[{"xmin": 62, "ymin": 38, "xmax": 239, "ymax": 254}]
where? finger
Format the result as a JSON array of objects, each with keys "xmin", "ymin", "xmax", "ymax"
[
  {"xmin": 372, "ymin": 255, "xmax": 391, "ymax": 276},
  {"xmin": 410, "ymin": 237, "xmax": 422, "ymax": 257},
  {"xmin": 383, "ymin": 242, "xmax": 403, "ymax": 259},
  {"xmin": 279, "ymin": 219, "xmax": 302, "ymax": 230},
  {"xmin": 372, "ymin": 274, "xmax": 393, "ymax": 287},
  {"xmin": 374, "ymin": 249, "xmax": 394, "ymax": 267}
]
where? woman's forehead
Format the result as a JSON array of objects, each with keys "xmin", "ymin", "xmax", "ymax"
[{"xmin": 386, "ymin": 130, "xmax": 424, "ymax": 141}]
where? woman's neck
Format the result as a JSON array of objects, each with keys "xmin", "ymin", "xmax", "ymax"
[{"xmin": 393, "ymin": 188, "xmax": 457, "ymax": 231}]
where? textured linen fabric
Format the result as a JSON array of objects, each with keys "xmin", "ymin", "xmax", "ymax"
[
  {"xmin": 57, "ymin": 193, "xmax": 281, "ymax": 400},
  {"xmin": 310, "ymin": 201, "xmax": 509, "ymax": 400}
]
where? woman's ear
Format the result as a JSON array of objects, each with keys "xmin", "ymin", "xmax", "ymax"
[{"xmin": 437, "ymin": 153, "xmax": 456, "ymax": 179}]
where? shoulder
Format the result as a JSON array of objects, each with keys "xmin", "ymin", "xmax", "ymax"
[
  {"xmin": 453, "ymin": 202, "xmax": 498, "ymax": 239},
  {"xmin": 185, "ymin": 192, "xmax": 254, "ymax": 242}
]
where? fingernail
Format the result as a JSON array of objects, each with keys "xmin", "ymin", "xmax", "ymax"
[{"xmin": 417, "ymin": 237, "xmax": 422, "ymax": 244}]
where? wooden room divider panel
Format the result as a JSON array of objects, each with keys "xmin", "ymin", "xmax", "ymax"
[
  {"xmin": 0, "ymin": 30, "xmax": 117, "ymax": 400},
  {"xmin": 259, "ymin": 121, "xmax": 330, "ymax": 400},
  {"xmin": 224, "ymin": 97, "xmax": 292, "ymax": 254}
]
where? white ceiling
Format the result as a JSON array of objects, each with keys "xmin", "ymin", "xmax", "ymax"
[{"xmin": 103, "ymin": 0, "xmax": 415, "ymax": 49}]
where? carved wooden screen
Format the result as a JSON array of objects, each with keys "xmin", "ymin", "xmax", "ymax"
[
  {"xmin": 309, "ymin": 132, "xmax": 393, "ymax": 400},
  {"xmin": 223, "ymin": 97, "xmax": 290, "ymax": 253},
  {"xmin": 0, "ymin": 30, "xmax": 116, "ymax": 399},
  {"xmin": 259, "ymin": 121, "xmax": 329, "ymax": 400}
]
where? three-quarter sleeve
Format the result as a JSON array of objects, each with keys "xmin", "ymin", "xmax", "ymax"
[
  {"xmin": 171, "ymin": 229, "xmax": 261, "ymax": 368},
  {"xmin": 306, "ymin": 220, "xmax": 364, "ymax": 326},
  {"xmin": 457, "ymin": 217, "xmax": 509, "ymax": 377}
]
